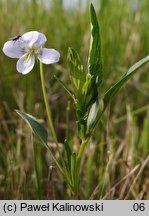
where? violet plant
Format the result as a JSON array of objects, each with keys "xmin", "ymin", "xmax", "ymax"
[{"xmin": 2, "ymin": 4, "xmax": 149, "ymax": 199}]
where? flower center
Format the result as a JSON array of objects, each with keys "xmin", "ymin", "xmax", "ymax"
[{"xmin": 26, "ymin": 46, "xmax": 40, "ymax": 60}]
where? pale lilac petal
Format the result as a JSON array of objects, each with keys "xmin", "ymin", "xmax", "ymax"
[
  {"xmin": 38, "ymin": 48, "xmax": 60, "ymax": 64},
  {"xmin": 22, "ymin": 31, "xmax": 47, "ymax": 48},
  {"xmin": 2, "ymin": 41, "xmax": 25, "ymax": 58},
  {"xmin": 16, "ymin": 54, "xmax": 35, "ymax": 74}
]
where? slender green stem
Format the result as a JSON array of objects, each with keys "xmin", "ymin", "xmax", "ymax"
[
  {"xmin": 40, "ymin": 62, "xmax": 59, "ymax": 151},
  {"xmin": 77, "ymin": 140, "xmax": 88, "ymax": 165},
  {"xmin": 39, "ymin": 62, "xmax": 70, "ymax": 179},
  {"xmin": 74, "ymin": 139, "xmax": 89, "ymax": 197}
]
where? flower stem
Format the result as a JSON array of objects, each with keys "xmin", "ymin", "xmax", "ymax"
[{"xmin": 39, "ymin": 62, "xmax": 67, "ymax": 172}]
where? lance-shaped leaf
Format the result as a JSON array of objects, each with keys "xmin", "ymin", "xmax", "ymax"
[
  {"xmin": 88, "ymin": 3, "xmax": 103, "ymax": 87},
  {"xmin": 67, "ymin": 47, "xmax": 86, "ymax": 95},
  {"xmin": 15, "ymin": 110, "xmax": 71, "ymax": 183},
  {"xmin": 103, "ymin": 55, "xmax": 149, "ymax": 109},
  {"xmin": 15, "ymin": 110, "xmax": 48, "ymax": 145}
]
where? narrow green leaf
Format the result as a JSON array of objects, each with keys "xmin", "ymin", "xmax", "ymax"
[
  {"xmin": 67, "ymin": 47, "xmax": 86, "ymax": 95},
  {"xmin": 103, "ymin": 55, "xmax": 149, "ymax": 109},
  {"xmin": 15, "ymin": 110, "xmax": 71, "ymax": 185},
  {"xmin": 15, "ymin": 110, "xmax": 48, "ymax": 145},
  {"xmin": 88, "ymin": 3, "xmax": 103, "ymax": 86}
]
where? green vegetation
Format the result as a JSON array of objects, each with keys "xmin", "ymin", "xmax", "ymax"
[{"xmin": 0, "ymin": 0, "xmax": 149, "ymax": 199}]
